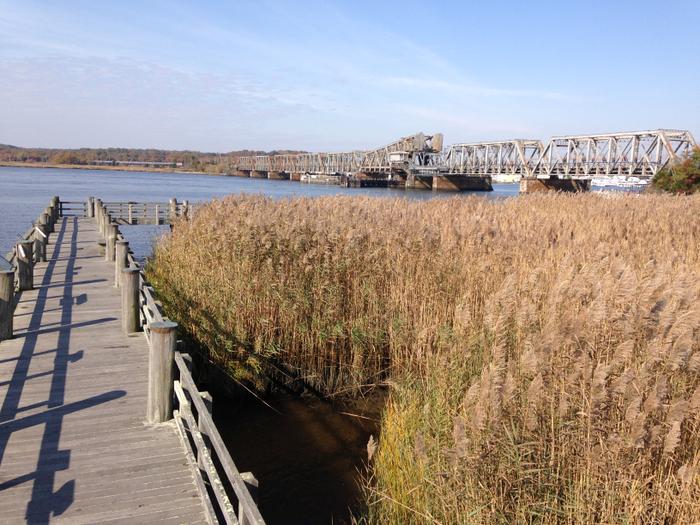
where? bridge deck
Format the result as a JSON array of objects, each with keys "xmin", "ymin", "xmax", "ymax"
[{"xmin": 0, "ymin": 217, "xmax": 206, "ymax": 524}]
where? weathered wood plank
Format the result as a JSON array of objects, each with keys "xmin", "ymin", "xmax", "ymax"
[
  {"xmin": 175, "ymin": 353, "xmax": 265, "ymax": 525},
  {"xmin": 0, "ymin": 217, "xmax": 206, "ymax": 523},
  {"xmin": 174, "ymin": 411, "xmax": 218, "ymax": 525}
]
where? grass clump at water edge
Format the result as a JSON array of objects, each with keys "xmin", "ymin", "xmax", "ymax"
[{"xmin": 147, "ymin": 193, "xmax": 700, "ymax": 523}]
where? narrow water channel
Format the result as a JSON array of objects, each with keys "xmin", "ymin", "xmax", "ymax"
[{"xmin": 213, "ymin": 390, "xmax": 386, "ymax": 524}]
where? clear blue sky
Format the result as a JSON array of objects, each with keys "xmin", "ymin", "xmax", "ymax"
[{"xmin": 0, "ymin": 0, "xmax": 698, "ymax": 152}]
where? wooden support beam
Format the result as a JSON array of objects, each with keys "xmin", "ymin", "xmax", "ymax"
[
  {"xmin": 33, "ymin": 225, "xmax": 47, "ymax": 263},
  {"xmin": 51, "ymin": 196, "xmax": 60, "ymax": 218},
  {"xmin": 148, "ymin": 320, "xmax": 177, "ymax": 423},
  {"xmin": 46, "ymin": 206, "xmax": 55, "ymax": 233},
  {"xmin": 115, "ymin": 240, "xmax": 129, "ymax": 288},
  {"xmin": 0, "ymin": 269, "xmax": 13, "ymax": 340},
  {"xmin": 105, "ymin": 224, "xmax": 117, "ymax": 262},
  {"xmin": 16, "ymin": 240, "xmax": 34, "ymax": 291},
  {"xmin": 121, "ymin": 267, "xmax": 140, "ymax": 334}
]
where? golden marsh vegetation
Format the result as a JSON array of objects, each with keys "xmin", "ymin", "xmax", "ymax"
[{"xmin": 148, "ymin": 193, "xmax": 700, "ymax": 523}]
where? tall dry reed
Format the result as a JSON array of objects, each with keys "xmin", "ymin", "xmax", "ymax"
[{"xmin": 148, "ymin": 192, "xmax": 700, "ymax": 523}]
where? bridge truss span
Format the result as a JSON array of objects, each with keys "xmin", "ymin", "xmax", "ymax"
[
  {"xmin": 444, "ymin": 139, "xmax": 542, "ymax": 177},
  {"xmin": 531, "ymin": 129, "xmax": 697, "ymax": 179},
  {"xmin": 230, "ymin": 128, "xmax": 696, "ymax": 182}
]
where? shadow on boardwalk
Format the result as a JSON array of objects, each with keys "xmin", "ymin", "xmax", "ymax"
[{"xmin": 0, "ymin": 218, "xmax": 125, "ymax": 523}]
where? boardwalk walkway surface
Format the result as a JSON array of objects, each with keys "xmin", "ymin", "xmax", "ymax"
[{"xmin": 0, "ymin": 217, "xmax": 207, "ymax": 524}]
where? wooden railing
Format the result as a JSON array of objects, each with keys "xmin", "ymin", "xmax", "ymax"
[
  {"xmin": 10, "ymin": 197, "xmax": 199, "ymax": 226},
  {"xmin": 1, "ymin": 197, "xmax": 265, "ymax": 523},
  {"xmin": 1, "ymin": 224, "xmax": 34, "ymax": 267},
  {"xmin": 93, "ymin": 198, "xmax": 265, "ymax": 525},
  {"xmin": 1, "ymin": 197, "xmax": 60, "ymax": 341},
  {"xmin": 2, "ymin": 196, "xmax": 59, "ymax": 266},
  {"xmin": 101, "ymin": 200, "xmax": 194, "ymax": 225},
  {"xmin": 59, "ymin": 200, "xmax": 87, "ymax": 217}
]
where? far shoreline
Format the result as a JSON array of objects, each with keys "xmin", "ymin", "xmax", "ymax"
[{"xmin": 0, "ymin": 161, "xmax": 211, "ymax": 176}]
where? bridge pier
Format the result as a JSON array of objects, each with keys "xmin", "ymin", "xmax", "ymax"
[
  {"xmin": 250, "ymin": 170, "xmax": 268, "ymax": 179},
  {"xmin": 405, "ymin": 174, "xmax": 433, "ymax": 190},
  {"xmin": 520, "ymin": 177, "xmax": 591, "ymax": 194},
  {"xmin": 290, "ymin": 172, "xmax": 303, "ymax": 181},
  {"xmin": 405, "ymin": 173, "xmax": 492, "ymax": 191},
  {"xmin": 432, "ymin": 174, "xmax": 492, "ymax": 191},
  {"xmin": 267, "ymin": 170, "xmax": 289, "ymax": 180},
  {"xmin": 233, "ymin": 170, "xmax": 251, "ymax": 177}
]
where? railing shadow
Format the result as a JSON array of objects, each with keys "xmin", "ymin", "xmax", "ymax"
[{"xmin": 0, "ymin": 217, "xmax": 125, "ymax": 524}]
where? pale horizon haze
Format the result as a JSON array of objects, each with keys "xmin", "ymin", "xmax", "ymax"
[{"xmin": 1, "ymin": 0, "xmax": 698, "ymax": 152}]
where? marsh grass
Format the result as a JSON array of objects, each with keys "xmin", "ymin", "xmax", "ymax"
[{"xmin": 148, "ymin": 192, "xmax": 700, "ymax": 523}]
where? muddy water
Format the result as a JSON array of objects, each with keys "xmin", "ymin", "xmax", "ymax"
[{"xmin": 213, "ymin": 391, "xmax": 386, "ymax": 524}]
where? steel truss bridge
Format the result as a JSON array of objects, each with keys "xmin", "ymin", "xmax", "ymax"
[
  {"xmin": 234, "ymin": 132, "xmax": 443, "ymax": 177},
  {"xmin": 231, "ymin": 129, "xmax": 696, "ymax": 180}
]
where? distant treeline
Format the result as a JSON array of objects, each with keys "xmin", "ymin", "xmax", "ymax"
[{"xmin": 0, "ymin": 144, "xmax": 305, "ymax": 173}]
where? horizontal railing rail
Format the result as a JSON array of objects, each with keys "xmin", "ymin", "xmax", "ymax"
[
  {"xmin": 93, "ymin": 198, "xmax": 264, "ymax": 525},
  {"xmin": 59, "ymin": 201, "xmax": 87, "ymax": 217},
  {"xmin": 101, "ymin": 200, "xmax": 193, "ymax": 225}
]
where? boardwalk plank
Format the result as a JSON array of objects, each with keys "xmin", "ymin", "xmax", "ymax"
[{"xmin": 0, "ymin": 217, "xmax": 206, "ymax": 523}]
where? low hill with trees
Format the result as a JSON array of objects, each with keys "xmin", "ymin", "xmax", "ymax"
[{"xmin": 0, "ymin": 144, "xmax": 305, "ymax": 173}]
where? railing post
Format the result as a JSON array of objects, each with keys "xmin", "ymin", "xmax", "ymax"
[
  {"xmin": 40, "ymin": 213, "xmax": 50, "ymax": 247},
  {"xmin": 40, "ymin": 212, "xmax": 50, "ymax": 230},
  {"xmin": 128, "ymin": 203, "xmax": 133, "ymax": 225},
  {"xmin": 95, "ymin": 199, "xmax": 102, "ymax": 224},
  {"xmin": 88, "ymin": 197, "xmax": 95, "ymax": 218},
  {"xmin": 16, "ymin": 240, "xmax": 34, "ymax": 291},
  {"xmin": 115, "ymin": 240, "xmax": 129, "ymax": 288},
  {"xmin": 182, "ymin": 200, "xmax": 189, "ymax": 220},
  {"xmin": 33, "ymin": 224, "xmax": 47, "ymax": 263},
  {"xmin": 197, "ymin": 391, "xmax": 213, "ymax": 469},
  {"xmin": 155, "ymin": 204, "xmax": 160, "ymax": 225},
  {"xmin": 102, "ymin": 212, "xmax": 111, "ymax": 239},
  {"xmin": 51, "ymin": 196, "xmax": 60, "ymax": 218},
  {"xmin": 148, "ymin": 320, "xmax": 177, "ymax": 423},
  {"xmin": 40, "ymin": 223, "xmax": 50, "ymax": 259},
  {"xmin": 46, "ymin": 206, "xmax": 55, "ymax": 233},
  {"xmin": 105, "ymin": 224, "xmax": 117, "ymax": 262},
  {"xmin": 121, "ymin": 267, "xmax": 140, "ymax": 334},
  {"xmin": 239, "ymin": 473, "xmax": 260, "ymax": 525},
  {"xmin": 0, "ymin": 269, "xmax": 14, "ymax": 341},
  {"xmin": 169, "ymin": 197, "xmax": 177, "ymax": 224}
]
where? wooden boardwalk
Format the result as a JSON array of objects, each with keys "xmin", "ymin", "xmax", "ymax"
[{"xmin": 0, "ymin": 217, "xmax": 207, "ymax": 524}]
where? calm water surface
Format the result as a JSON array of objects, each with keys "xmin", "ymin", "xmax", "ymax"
[{"xmin": 0, "ymin": 166, "xmax": 520, "ymax": 256}]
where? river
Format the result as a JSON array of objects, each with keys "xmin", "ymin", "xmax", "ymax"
[{"xmin": 0, "ymin": 166, "xmax": 520, "ymax": 257}]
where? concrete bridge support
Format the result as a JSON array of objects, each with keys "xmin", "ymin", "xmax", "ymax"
[
  {"xmin": 233, "ymin": 170, "xmax": 251, "ymax": 177},
  {"xmin": 405, "ymin": 174, "xmax": 492, "ymax": 191},
  {"xmin": 520, "ymin": 177, "xmax": 591, "ymax": 194},
  {"xmin": 405, "ymin": 174, "xmax": 433, "ymax": 190},
  {"xmin": 267, "ymin": 171, "xmax": 289, "ymax": 180},
  {"xmin": 432, "ymin": 175, "xmax": 492, "ymax": 191},
  {"xmin": 290, "ymin": 172, "xmax": 303, "ymax": 181},
  {"xmin": 250, "ymin": 170, "xmax": 268, "ymax": 179}
]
